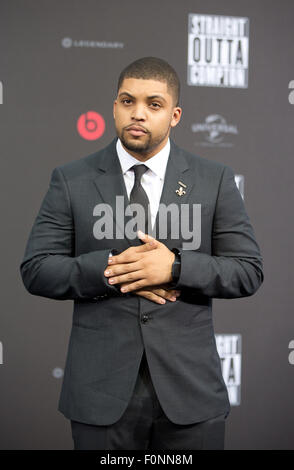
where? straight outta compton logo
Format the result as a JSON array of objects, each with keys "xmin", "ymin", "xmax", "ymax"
[
  {"xmin": 215, "ymin": 334, "xmax": 242, "ymax": 406},
  {"xmin": 188, "ymin": 14, "xmax": 249, "ymax": 88}
]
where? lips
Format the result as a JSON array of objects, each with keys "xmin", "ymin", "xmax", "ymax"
[{"xmin": 126, "ymin": 126, "xmax": 147, "ymax": 136}]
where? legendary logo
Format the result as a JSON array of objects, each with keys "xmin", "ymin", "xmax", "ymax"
[
  {"xmin": 61, "ymin": 37, "xmax": 124, "ymax": 49},
  {"xmin": 188, "ymin": 14, "xmax": 249, "ymax": 88}
]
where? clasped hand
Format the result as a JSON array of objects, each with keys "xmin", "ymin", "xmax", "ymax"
[{"xmin": 104, "ymin": 230, "xmax": 181, "ymax": 305}]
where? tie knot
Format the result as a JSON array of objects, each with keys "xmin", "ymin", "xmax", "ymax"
[{"xmin": 131, "ymin": 164, "xmax": 148, "ymax": 184}]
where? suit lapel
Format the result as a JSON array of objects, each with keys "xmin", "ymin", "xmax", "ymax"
[
  {"xmin": 93, "ymin": 138, "xmax": 136, "ymax": 251},
  {"xmin": 151, "ymin": 139, "xmax": 195, "ymax": 243}
]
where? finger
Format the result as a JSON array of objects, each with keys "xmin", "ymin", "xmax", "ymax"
[
  {"xmin": 119, "ymin": 282, "xmax": 180, "ymax": 298},
  {"xmin": 107, "ymin": 271, "xmax": 145, "ymax": 288},
  {"xmin": 137, "ymin": 230, "xmax": 161, "ymax": 248},
  {"xmin": 150, "ymin": 284, "xmax": 181, "ymax": 296},
  {"xmin": 135, "ymin": 289, "xmax": 166, "ymax": 305},
  {"xmin": 108, "ymin": 243, "xmax": 155, "ymax": 265},
  {"xmin": 119, "ymin": 279, "xmax": 147, "ymax": 293},
  {"xmin": 108, "ymin": 248, "xmax": 139, "ymax": 265},
  {"xmin": 159, "ymin": 286, "xmax": 181, "ymax": 295},
  {"xmin": 151, "ymin": 288, "xmax": 178, "ymax": 302},
  {"xmin": 104, "ymin": 260, "xmax": 141, "ymax": 278}
]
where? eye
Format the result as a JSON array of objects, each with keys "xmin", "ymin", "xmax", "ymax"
[
  {"xmin": 122, "ymin": 99, "xmax": 132, "ymax": 105},
  {"xmin": 150, "ymin": 102, "xmax": 161, "ymax": 109}
]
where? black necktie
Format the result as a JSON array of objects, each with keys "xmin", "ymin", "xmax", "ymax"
[
  {"xmin": 129, "ymin": 165, "xmax": 153, "ymax": 386},
  {"xmin": 129, "ymin": 164, "xmax": 151, "ymax": 235}
]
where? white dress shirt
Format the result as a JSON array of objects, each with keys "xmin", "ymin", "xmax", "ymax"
[{"xmin": 116, "ymin": 138, "xmax": 170, "ymax": 230}]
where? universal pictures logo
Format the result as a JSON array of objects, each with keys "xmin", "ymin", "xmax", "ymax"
[
  {"xmin": 192, "ymin": 114, "xmax": 238, "ymax": 147},
  {"xmin": 288, "ymin": 81, "xmax": 294, "ymax": 105}
]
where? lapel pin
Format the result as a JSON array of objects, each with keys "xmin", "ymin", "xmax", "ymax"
[{"xmin": 176, "ymin": 181, "xmax": 187, "ymax": 196}]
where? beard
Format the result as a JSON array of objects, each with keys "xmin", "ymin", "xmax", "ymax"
[{"xmin": 117, "ymin": 126, "xmax": 170, "ymax": 156}]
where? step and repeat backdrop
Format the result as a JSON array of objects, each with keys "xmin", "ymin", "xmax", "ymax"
[{"xmin": 0, "ymin": 0, "xmax": 293, "ymax": 449}]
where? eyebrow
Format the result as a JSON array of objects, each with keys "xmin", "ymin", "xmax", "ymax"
[{"xmin": 118, "ymin": 92, "xmax": 167, "ymax": 103}]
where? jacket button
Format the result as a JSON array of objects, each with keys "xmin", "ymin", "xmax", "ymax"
[{"xmin": 141, "ymin": 314, "xmax": 149, "ymax": 323}]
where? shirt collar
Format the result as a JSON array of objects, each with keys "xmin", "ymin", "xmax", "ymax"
[{"xmin": 116, "ymin": 137, "xmax": 170, "ymax": 181}]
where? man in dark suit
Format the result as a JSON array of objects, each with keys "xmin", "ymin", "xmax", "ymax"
[{"xmin": 20, "ymin": 57, "xmax": 264, "ymax": 450}]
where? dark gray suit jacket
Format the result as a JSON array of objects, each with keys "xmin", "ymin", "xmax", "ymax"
[{"xmin": 20, "ymin": 138, "xmax": 263, "ymax": 425}]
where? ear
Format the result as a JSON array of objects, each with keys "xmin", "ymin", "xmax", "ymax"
[{"xmin": 171, "ymin": 107, "xmax": 182, "ymax": 128}]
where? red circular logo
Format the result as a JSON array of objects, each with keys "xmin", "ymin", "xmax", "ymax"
[{"xmin": 77, "ymin": 111, "xmax": 105, "ymax": 140}]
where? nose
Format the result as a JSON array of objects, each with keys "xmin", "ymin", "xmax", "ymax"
[{"xmin": 131, "ymin": 103, "xmax": 146, "ymax": 121}]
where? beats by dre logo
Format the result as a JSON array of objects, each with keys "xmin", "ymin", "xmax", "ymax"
[{"xmin": 77, "ymin": 111, "xmax": 105, "ymax": 140}]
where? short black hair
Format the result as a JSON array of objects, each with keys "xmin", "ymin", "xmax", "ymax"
[{"xmin": 117, "ymin": 57, "xmax": 180, "ymax": 106}]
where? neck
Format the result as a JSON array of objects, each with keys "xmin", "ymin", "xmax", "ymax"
[{"xmin": 121, "ymin": 136, "xmax": 169, "ymax": 162}]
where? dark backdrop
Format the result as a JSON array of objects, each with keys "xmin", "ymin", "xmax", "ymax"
[{"xmin": 0, "ymin": 0, "xmax": 293, "ymax": 449}]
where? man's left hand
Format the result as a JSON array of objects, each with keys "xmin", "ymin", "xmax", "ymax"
[{"xmin": 104, "ymin": 231, "xmax": 175, "ymax": 293}]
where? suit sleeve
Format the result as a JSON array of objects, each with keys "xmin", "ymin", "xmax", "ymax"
[
  {"xmin": 20, "ymin": 167, "xmax": 121, "ymax": 300},
  {"xmin": 173, "ymin": 165, "xmax": 264, "ymax": 298}
]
